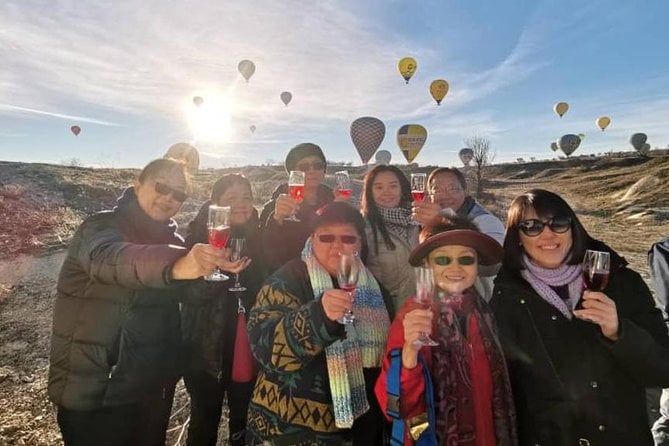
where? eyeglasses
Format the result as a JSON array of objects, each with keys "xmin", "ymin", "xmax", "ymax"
[
  {"xmin": 296, "ymin": 161, "xmax": 326, "ymax": 171},
  {"xmin": 432, "ymin": 255, "xmax": 476, "ymax": 266},
  {"xmin": 154, "ymin": 182, "xmax": 188, "ymax": 202},
  {"xmin": 518, "ymin": 216, "xmax": 572, "ymax": 237},
  {"xmin": 429, "ymin": 186, "xmax": 463, "ymax": 195},
  {"xmin": 316, "ymin": 234, "xmax": 359, "ymax": 244}
]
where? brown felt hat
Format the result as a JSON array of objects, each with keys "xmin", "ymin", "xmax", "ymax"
[{"xmin": 409, "ymin": 229, "xmax": 503, "ymax": 266}]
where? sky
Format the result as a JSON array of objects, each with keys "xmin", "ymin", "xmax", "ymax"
[{"xmin": 1, "ymin": 0, "xmax": 668, "ymax": 168}]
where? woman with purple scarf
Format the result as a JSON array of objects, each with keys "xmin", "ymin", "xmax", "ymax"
[{"xmin": 491, "ymin": 189, "xmax": 669, "ymax": 446}]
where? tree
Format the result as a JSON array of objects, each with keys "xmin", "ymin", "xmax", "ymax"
[{"xmin": 464, "ymin": 136, "xmax": 495, "ymax": 197}]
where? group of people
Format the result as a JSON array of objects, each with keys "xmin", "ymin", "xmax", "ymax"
[{"xmin": 46, "ymin": 142, "xmax": 669, "ymax": 446}]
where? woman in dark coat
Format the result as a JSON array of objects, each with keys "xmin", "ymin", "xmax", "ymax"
[
  {"xmin": 181, "ymin": 174, "xmax": 266, "ymax": 446},
  {"xmin": 491, "ymin": 189, "xmax": 669, "ymax": 445}
]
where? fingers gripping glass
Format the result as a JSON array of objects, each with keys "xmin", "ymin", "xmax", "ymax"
[
  {"xmin": 205, "ymin": 205, "xmax": 230, "ymax": 282},
  {"xmin": 413, "ymin": 267, "xmax": 438, "ymax": 347},
  {"xmin": 518, "ymin": 216, "xmax": 572, "ymax": 237},
  {"xmin": 286, "ymin": 170, "xmax": 305, "ymax": 222},
  {"xmin": 337, "ymin": 253, "xmax": 360, "ymax": 325},
  {"xmin": 228, "ymin": 238, "xmax": 247, "ymax": 292},
  {"xmin": 154, "ymin": 182, "xmax": 188, "ymax": 202}
]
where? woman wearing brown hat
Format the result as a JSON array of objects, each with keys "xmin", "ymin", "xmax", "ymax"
[{"xmin": 375, "ymin": 217, "xmax": 517, "ymax": 446}]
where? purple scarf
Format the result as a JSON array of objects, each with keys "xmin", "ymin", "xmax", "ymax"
[{"xmin": 520, "ymin": 254, "xmax": 583, "ymax": 320}]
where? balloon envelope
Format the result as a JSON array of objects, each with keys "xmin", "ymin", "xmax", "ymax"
[
  {"xmin": 350, "ymin": 117, "xmax": 385, "ymax": 164},
  {"xmin": 238, "ymin": 60, "xmax": 256, "ymax": 82},
  {"xmin": 249, "ymin": 125, "xmax": 256, "ymax": 134},
  {"xmin": 375, "ymin": 150, "xmax": 392, "ymax": 165},
  {"xmin": 396, "ymin": 124, "xmax": 427, "ymax": 163},
  {"xmin": 550, "ymin": 142, "xmax": 559, "ymax": 152},
  {"xmin": 630, "ymin": 133, "xmax": 647, "ymax": 151},
  {"xmin": 640, "ymin": 143, "xmax": 651, "ymax": 155},
  {"xmin": 558, "ymin": 134, "xmax": 580, "ymax": 156},
  {"xmin": 70, "ymin": 125, "xmax": 81, "ymax": 136},
  {"xmin": 193, "ymin": 96, "xmax": 204, "ymax": 107},
  {"xmin": 596, "ymin": 116, "xmax": 610, "ymax": 131},
  {"xmin": 430, "ymin": 79, "xmax": 449, "ymax": 105},
  {"xmin": 280, "ymin": 91, "xmax": 292, "ymax": 106},
  {"xmin": 398, "ymin": 57, "xmax": 417, "ymax": 84},
  {"xmin": 554, "ymin": 102, "xmax": 569, "ymax": 117},
  {"xmin": 165, "ymin": 143, "xmax": 200, "ymax": 172},
  {"xmin": 459, "ymin": 148, "xmax": 474, "ymax": 166}
]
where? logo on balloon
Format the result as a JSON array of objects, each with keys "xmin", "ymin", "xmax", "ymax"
[{"xmin": 397, "ymin": 124, "xmax": 427, "ymax": 163}]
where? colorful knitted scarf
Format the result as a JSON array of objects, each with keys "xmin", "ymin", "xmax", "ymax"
[
  {"xmin": 521, "ymin": 254, "xmax": 583, "ymax": 320},
  {"xmin": 301, "ymin": 238, "xmax": 390, "ymax": 428}
]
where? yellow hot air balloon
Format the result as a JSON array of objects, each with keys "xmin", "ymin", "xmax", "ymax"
[
  {"xmin": 596, "ymin": 116, "xmax": 611, "ymax": 131},
  {"xmin": 398, "ymin": 57, "xmax": 417, "ymax": 84},
  {"xmin": 430, "ymin": 79, "xmax": 449, "ymax": 105},
  {"xmin": 553, "ymin": 102, "xmax": 569, "ymax": 118},
  {"xmin": 396, "ymin": 124, "xmax": 427, "ymax": 163}
]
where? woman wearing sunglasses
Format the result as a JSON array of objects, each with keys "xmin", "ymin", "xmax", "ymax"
[
  {"xmin": 492, "ymin": 189, "xmax": 669, "ymax": 445},
  {"xmin": 49, "ymin": 158, "xmax": 230, "ymax": 446},
  {"xmin": 246, "ymin": 202, "xmax": 393, "ymax": 445},
  {"xmin": 375, "ymin": 217, "xmax": 517, "ymax": 446}
]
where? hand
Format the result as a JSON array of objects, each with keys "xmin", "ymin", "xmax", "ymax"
[
  {"xmin": 321, "ymin": 289, "xmax": 353, "ymax": 322},
  {"xmin": 401, "ymin": 307, "xmax": 434, "ymax": 368},
  {"xmin": 333, "ymin": 188, "xmax": 351, "ymax": 203},
  {"xmin": 573, "ymin": 290, "xmax": 619, "ymax": 341},
  {"xmin": 273, "ymin": 194, "xmax": 299, "ymax": 222},
  {"xmin": 411, "ymin": 200, "xmax": 443, "ymax": 227},
  {"xmin": 171, "ymin": 243, "xmax": 226, "ymax": 280},
  {"xmin": 219, "ymin": 253, "xmax": 252, "ymax": 274}
]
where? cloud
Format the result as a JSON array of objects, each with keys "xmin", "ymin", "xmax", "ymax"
[{"xmin": 0, "ymin": 104, "xmax": 121, "ymax": 126}]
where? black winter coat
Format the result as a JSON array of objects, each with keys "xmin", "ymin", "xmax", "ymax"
[
  {"xmin": 48, "ymin": 188, "xmax": 186, "ymax": 410},
  {"xmin": 491, "ymin": 240, "xmax": 669, "ymax": 446}
]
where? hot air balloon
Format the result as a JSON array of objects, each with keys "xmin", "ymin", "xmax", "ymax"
[
  {"xmin": 596, "ymin": 116, "xmax": 610, "ymax": 131},
  {"xmin": 193, "ymin": 96, "xmax": 204, "ymax": 107},
  {"xmin": 550, "ymin": 142, "xmax": 559, "ymax": 152},
  {"xmin": 578, "ymin": 133, "xmax": 586, "ymax": 141},
  {"xmin": 630, "ymin": 133, "xmax": 648, "ymax": 152},
  {"xmin": 396, "ymin": 124, "xmax": 427, "ymax": 163},
  {"xmin": 350, "ymin": 117, "xmax": 385, "ymax": 164},
  {"xmin": 430, "ymin": 79, "xmax": 449, "ymax": 105},
  {"xmin": 398, "ymin": 57, "xmax": 417, "ymax": 84},
  {"xmin": 640, "ymin": 143, "xmax": 651, "ymax": 155},
  {"xmin": 554, "ymin": 102, "xmax": 569, "ymax": 118},
  {"xmin": 70, "ymin": 125, "xmax": 81, "ymax": 136},
  {"xmin": 459, "ymin": 148, "xmax": 474, "ymax": 166},
  {"xmin": 249, "ymin": 125, "xmax": 256, "ymax": 134},
  {"xmin": 375, "ymin": 150, "xmax": 392, "ymax": 165},
  {"xmin": 558, "ymin": 134, "xmax": 581, "ymax": 157},
  {"xmin": 238, "ymin": 60, "xmax": 256, "ymax": 82},
  {"xmin": 165, "ymin": 142, "xmax": 200, "ymax": 173},
  {"xmin": 280, "ymin": 91, "xmax": 292, "ymax": 106}
]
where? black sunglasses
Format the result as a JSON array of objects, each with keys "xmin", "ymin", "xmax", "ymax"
[
  {"xmin": 432, "ymin": 255, "xmax": 477, "ymax": 266},
  {"xmin": 317, "ymin": 234, "xmax": 358, "ymax": 244},
  {"xmin": 154, "ymin": 182, "xmax": 188, "ymax": 202},
  {"xmin": 296, "ymin": 161, "xmax": 326, "ymax": 171},
  {"xmin": 518, "ymin": 216, "xmax": 572, "ymax": 237}
]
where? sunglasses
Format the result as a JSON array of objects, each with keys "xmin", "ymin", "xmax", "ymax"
[
  {"xmin": 317, "ymin": 234, "xmax": 359, "ymax": 244},
  {"xmin": 518, "ymin": 216, "xmax": 572, "ymax": 237},
  {"xmin": 432, "ymin": 255, "xmax": 477, "ymax": 266},
  {"xmin": 429, "ymin": 185, "xmax": 463, "ymax": 195},
  {"xmin": 154, "ymin": 182, "xmax": 188, "ymax": 202},
  {"xmin": 296, "ymin": 161, "xmax": 326, "ymax": 171}
]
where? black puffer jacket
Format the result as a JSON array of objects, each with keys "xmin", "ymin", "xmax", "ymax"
[
  {"xmin": 492, "ymin": 239, "xmax": 669, "ymax": 445},
  {"xmin": 180, "ymin": 200, "xmax": 266, "ymax": 382},
  {"xmin": 48, "ymin": 188, "xmax": 186, "ymax": 410}
]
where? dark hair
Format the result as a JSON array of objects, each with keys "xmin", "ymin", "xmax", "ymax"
[
  {"xmin": 138, "ymin": 158, "xmax": 191, "ymax": 191},
  {"xmin": 427, "ymin": 167, "xmax": 467, "ymax": 191},
  {"xmin": 503, "ymin": 189, "xmax": 590, "ymax": 272},
  {"xmin": 211, "ymin": 174, "xmax": 253, "ymax": 203},
  {"xmin": 284, "ymin": 142, "xmax": 327, "ymax": 173},
  {"xmin": 361, "ymin": 165, "xmax": 412, "ymax": 254},
  {"xmin": 312, "ymin": 201, "xmax": 369, "ymax": 263},
  {"xmin": 419, "ymin": 215, "xmax": 480, "ymax": 242}
]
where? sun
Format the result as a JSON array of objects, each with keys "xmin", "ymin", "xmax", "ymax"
[{"xmin": 188, "ymin": 92, "xmax": 234, "ymax": 143}]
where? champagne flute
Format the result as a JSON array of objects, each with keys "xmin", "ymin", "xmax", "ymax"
[
  {"xmin": 583, "ymin": 250, "xmax": 610, "ymax": 291},
  {"xmin": 337, "ymin": 252, "xmax": 360, "ymax": 325},
  {"xmin": 411, "ymin": 173, "xmax": 427, "ymax": 202},
  {"xmin": 205, "ymin": 205, "xmax": 231, "ymax": 282},
  {"xmin": 334, "ymin": 170, "xmax": 352, "ymax": 199},
  {"xmin": 286, "ymin": 170, "xmax": 305, "ymax": 222},
  {"xmin": 228, "ymin": 238, "xmax": 247, "ymax": 292},
  {"xmin": 413, "ymin": 266, "xmax": 439, "ymax": 347}
]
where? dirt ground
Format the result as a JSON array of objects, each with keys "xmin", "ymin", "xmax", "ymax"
[{"xmin": 1, "ymin": 156, "xmax": 668, "ymax": 445}]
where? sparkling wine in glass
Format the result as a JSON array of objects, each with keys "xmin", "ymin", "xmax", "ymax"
[
  {"xmin": 205, "ymin": 205, "xmax": 231, "ymax": 282},
  {"xmin": 337, "ymin": 253, "xmax": 360, "ymax": 325},
  {"xmin": 228, "ymin": 238, "xmax": 247, "ymax": 292},
  {"xmin": 286, "ymin": 170, "xmax": 305, "ymax": 222},
  {"xmin": 411, "ymin": 173, "xmax": 427, "ymax": 202},
  {"xmin": 334, "ymin": 170, "xmax": 352, "ymax": 199},
  {"xmin": 413, "ymin": 266, "xmax": 439, "ymax": 347},
  {"xmin": 583, "ymin": 250, "xmax": 610, "ymax": 291}
]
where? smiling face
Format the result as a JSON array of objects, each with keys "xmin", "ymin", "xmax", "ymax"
[
  {"xmin": 312, "ymin": 223, "xmax": 362, "ymax": 276},
  {"xmin": 371, "ymin": 170, "xmax": 402, "ymax": 208},
  {"xmin": 427, "ymin": 245, "xmax": 478, "ymax": 295},
  {"xmin": 429, "ymin": 172, "xmax": 466, "ymax": 211},
  {"xmin": 519, "ymin": 208, "xmax": 573, "ymax": 269},
  {"xmin": 134, "ymin": 167, "xmax": 187, "ymax": 222},
  {"xmin": 217, "ymin": 181, "xmax": 253, "ymax": 226}
]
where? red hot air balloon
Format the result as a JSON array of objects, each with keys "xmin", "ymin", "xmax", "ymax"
[{"xmin": 71, "ymin": 125, "xmax": 81, "ymax": 136}]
